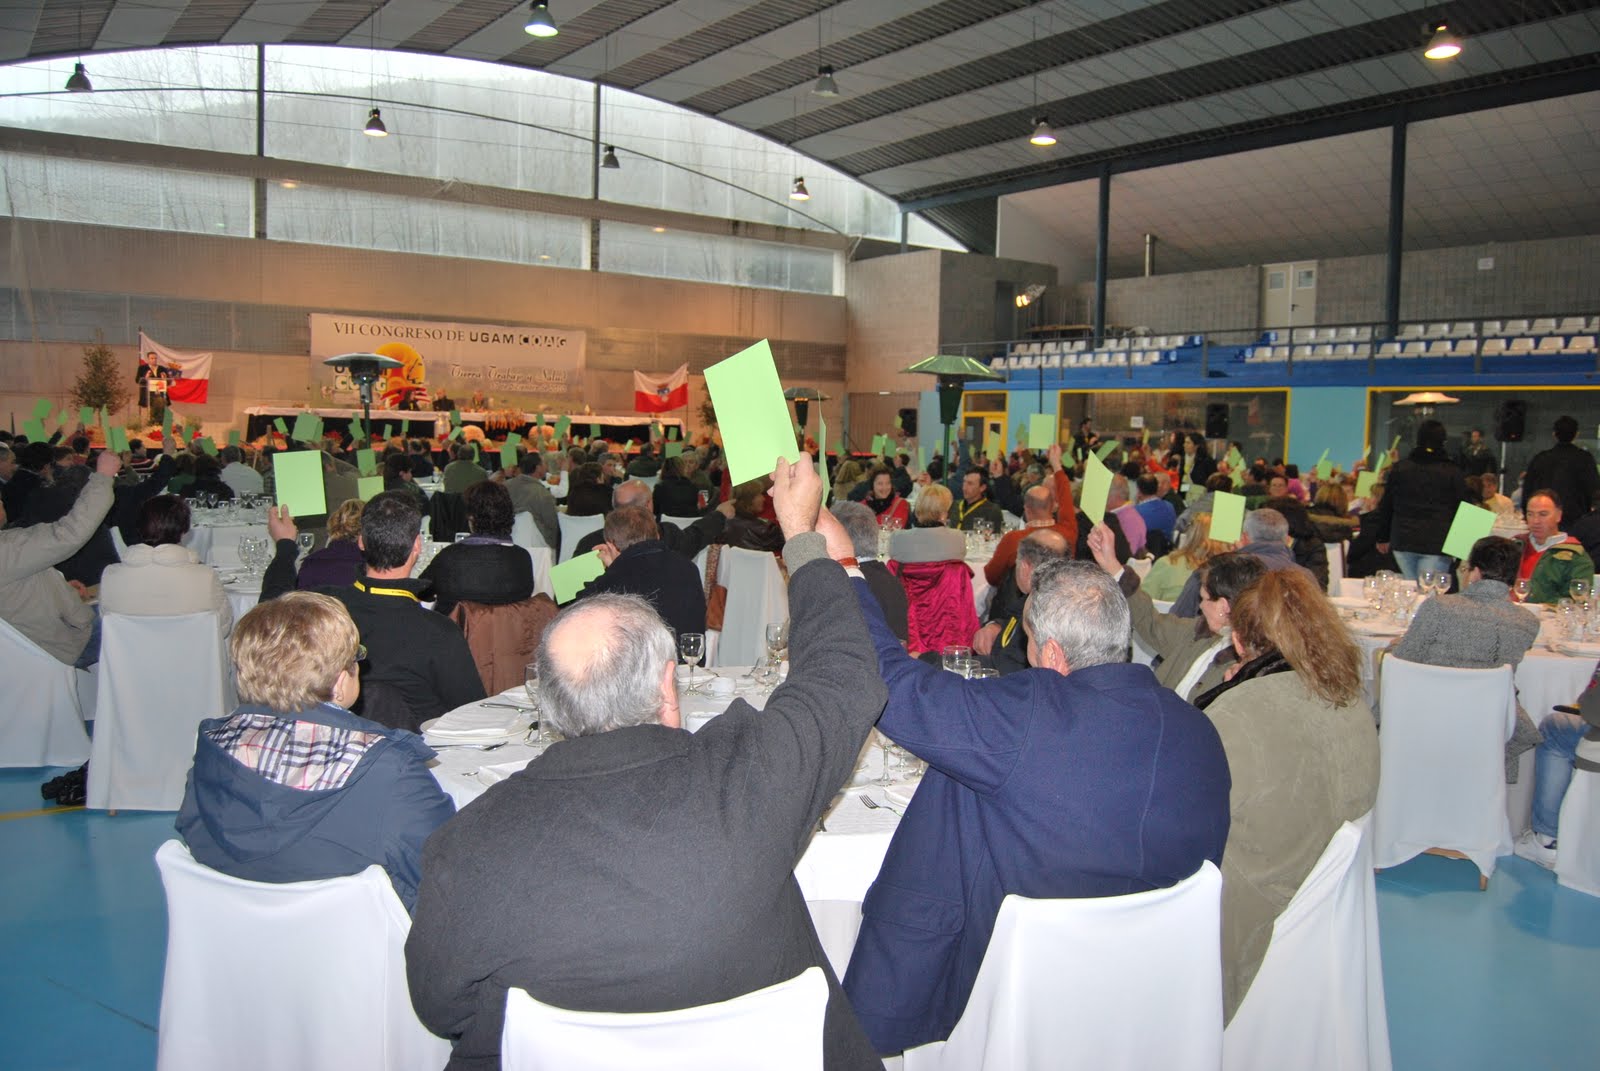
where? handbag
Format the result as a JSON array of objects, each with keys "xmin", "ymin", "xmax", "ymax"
[{"xmin": 704, "ymin": 543, "xmax": 729, "ymax": 630}]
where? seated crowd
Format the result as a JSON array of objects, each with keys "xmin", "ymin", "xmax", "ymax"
[{"xmin": 4, "ymin": 408, "xmax": 1599, "ymax": 1067}]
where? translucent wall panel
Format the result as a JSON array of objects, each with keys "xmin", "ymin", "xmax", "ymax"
[
  {"xmin": 0, "ymin": 151, "xmax": 252, "ymax": 236},
  {"xmin": 265, "ymin": 47, "xmax": 592, "ymax": 198},
  {"xmin": 267, "ymin": 183, "xmax": 586, "ymax": 268},
  {"xmin": 0, "ymin": 47, "xmax": 257, "ymax": 153},
  {"xmin": 601, "ymin": 222, "xmax": 835, "ymax": 294}
]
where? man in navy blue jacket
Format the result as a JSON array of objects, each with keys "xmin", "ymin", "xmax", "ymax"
[{"xmin": 842, "ymin": 559, "xmax": 1232, "ymax": 1056}]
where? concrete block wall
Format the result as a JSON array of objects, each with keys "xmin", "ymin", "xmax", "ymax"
[{"xmin": 1073, "ymin": 265, "xmax": 1259, "ymax": 335}]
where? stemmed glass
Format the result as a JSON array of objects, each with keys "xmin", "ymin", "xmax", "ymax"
[
  {"xmin": 1419, "ymin": 569, "xmax": 1440, "ymax": 595},
  {"xmin": 1570, "ymin": 578, "xmax": 1592, "ymax": 603},
  {"xmin": 761, "ymin": 622, "xmax": 788, "ymax": 687},
  {"xmin": 679, "ymin": 632, "xmax": 706, "ymax": 695},
  {"xmin": 1514, "ymin": 578, "xmax": 1531, "ymax": 602},
  {"xmin": 296, "ymin": 532, "xmax": 316, "ymax": 559},
  {"xmin": 524, "ymin": 661, "xmax": 548, "ymax": 745}
]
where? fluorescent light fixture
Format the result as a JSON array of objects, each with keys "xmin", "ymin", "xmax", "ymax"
[
  {"xmin": 1029, "ymin": 118, "xmax": 1056, "ymax": 147},
  {"xmin": 1423, "ymin": 23, "xmax": 1462, "ymax": 60},
  {"xmin": 524, "ymin": 0, "xmax": 558, "ymax": 37},
  {"xmin": 812, "ymin": 65, "xmax": 839, "ymax": 97},
  {"xmin": 790, "ymin": 177, "xmax": 811, "ymax": 201},
  {"xmin": 364, "ymin": 108, "xmax": 388, "ymax": 136},
  {"xmin": 65, "ymin": 62, "xmax": 92, "ymax": 92}
]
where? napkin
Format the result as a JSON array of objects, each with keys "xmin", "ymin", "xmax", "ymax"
[
  {"xmin": 424, "ymin": 705, "xmax": 529, "ymax": 746},
  {"xmin": 478, "ymin": 759, "xmax": 537, "ymax": 786},
  {"xmin": 884, "ymin": 783, "xmax": 918, "ymax": 810}
]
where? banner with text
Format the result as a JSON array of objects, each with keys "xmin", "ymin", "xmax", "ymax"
[{"xmin": 308, "ymin": 314, "xmax": 587, "ymax": 408}]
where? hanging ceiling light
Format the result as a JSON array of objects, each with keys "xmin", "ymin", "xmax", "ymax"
[
  {"xmin": 600, "ymin": 145, "xmax": 620, "ymax": 169},
  {"xmin": 790, "ymin": 177, "xmax": 811, "ymax": 202},
  {"xmin": 812, "ymin": 64, "xmax": 839, "ymax": 98},
  {"xmin": 65, "ymin": 61, "xmax": 92, "ymax": 92},
  {"xmin": 1029, "ymin": 117, "xmax": 1057, "ymax": 147},
  {"xmin": 364, "ymin": 107, "xmax": 388, "ymax": 136},
  {"xmin": 1423, "ymin": 23, "xmax": 1462, "ymax": 60},
  {"xmin": 524, "ymin": 0, "xmax": 558, "ymax": 37}
]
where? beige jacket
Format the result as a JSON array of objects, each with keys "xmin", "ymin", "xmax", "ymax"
[
  {"xmin": 0, "ymin": 472, "xmax": 113, "ymax": 664},
  {"xmin": 1120, "ymin": 570, "xmax": 1233, "ymax": 701},
  {"xmin": 1203, "ymin": 672, "xmax": 1379, "ymax": 1022},
  {"xmin": 99, "ymin": 543, "xmax": 233, "ymax": 637}
]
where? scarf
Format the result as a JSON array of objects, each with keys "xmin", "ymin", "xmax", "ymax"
[
  {"xmin": 868, "ymin": 493, "xmax": 902, "ymax": 517},
  {"xmin": 1192, "ymin": 649, "xmax": 1293, "ymax": 711}
]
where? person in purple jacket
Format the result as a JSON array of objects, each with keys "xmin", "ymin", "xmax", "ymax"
[
  {"xmin": 296, "ymin": 498, "xmax": 365, "ymax": 590},
  {"xmin": 842, "ymin": 558, "xmax": 1232, "ymax": 1056}
]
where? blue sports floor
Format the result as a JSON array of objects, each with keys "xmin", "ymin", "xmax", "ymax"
[{"xmin": 1, "ymin": 766, "xmax": 1595, "ymax": 1070}]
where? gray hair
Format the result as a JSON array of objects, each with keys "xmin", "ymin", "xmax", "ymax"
[
  {"xmin": 535, "ymin": 594, "xmax": 676, "ymax": 739},
  {"xmin": 1243, "ymin": 507, "xmax": 1289, "ymax": 545},
  {"xmin": 1106, "ymin": 475, "xmax": 1130, "ymax": 508},
  {"xmin": 1016, "ymin": 528, "xmax": 1070, "ymax": 572},
  {"xmin": 220, "ymin": 445, "xmax": 242, "ymax": 465},
  {"xmin": 1023, "ymin": 560, "xmax": 1130, "ymax": 669},
  {"xmin": 611, "ymin": 479, "xmax": 652, "ymax": 509},
  {"xmin": 830, "ymin": 501, "xmax": 880, "ymax": 558}
]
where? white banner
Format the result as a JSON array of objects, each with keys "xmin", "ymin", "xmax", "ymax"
[{"xmin": 308, "ymin": 314, "xmax": 586, "ymax": 407}]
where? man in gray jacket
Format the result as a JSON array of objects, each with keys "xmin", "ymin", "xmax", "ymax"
[
  {"xmin": 1169, "ymin": 507, "xmax": 1309, "ymax": 618},
  {"xmin": 0, "ymin": 449, "xmax": 120, "ymax": 665},
  {"xmin": 500, "ymin": 449, "xmax": 559, "ymax": 552}
]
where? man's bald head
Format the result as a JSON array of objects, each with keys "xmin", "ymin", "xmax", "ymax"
[
  {"xmin": 1016, "ymin": 528, "xmax": 1070, "ymax": 594},
  {"xmin": 611, "ymin": 479, "xmax": 653, "ymax": 510},
  {"xmin": 1022, "ymin": 484, "xmax": 1054, "ymax": 521},
  {"xmin": 535, "ymin": 594, "xmax": 678, "ymax": 738}
]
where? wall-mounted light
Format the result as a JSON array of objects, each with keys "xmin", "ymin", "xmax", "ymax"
[
  {"xmin": 65, "ymin": 62, "xmax": 92, "ymax": 92},
  {"xmin": 600, "ymin": 145, "xmax": 620, "ymax": 169}
]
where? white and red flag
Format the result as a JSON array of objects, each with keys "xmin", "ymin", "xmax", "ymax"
[
  {"xmin": 633, "ymin": 363, "xmax": 689, "ymax": 413},
  {"xmin": 139, "ymin": 332, "xmax": 213, "ymax": 404}
]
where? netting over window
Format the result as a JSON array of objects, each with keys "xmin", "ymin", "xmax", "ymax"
[
  {"xmin": 0, "ymin": 151, "xmax": 252, "ymax": 236},
  {"xmin": 600, "ymin": 221, "xmax": 838, "ymax": 295}
]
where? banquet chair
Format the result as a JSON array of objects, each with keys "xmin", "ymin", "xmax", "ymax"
[
  {"xmin": 1555, "ymin": 737, "xmax": 1600, "ymax": 897},
  {"xmin": 428, "ymin": 491, "xmax": 468, "ymax": 543},
  {"xmin": 500, "ymin": 966, "xmax": 828, "ymax": 1071},
  {"xmin": 701, "ymin": 546, "xmax": 789, "ymax": 668},
  {"xmin": 110, "ymin": 525, "xmax": 129, "ymax": 561},
  {"xmin": 890, "ymin": 560, "xmax": 980, "ymax": 657},
  {"xmin": 1370, "ymin": 658, "xmax": 1515, "ymax": 887},
  {"xmin": 793, "ymin": 831, "xmax": 896, "ymax": 979},
  {"xmin": 0, "ymin": 617, "xmax": 92, "ymax": 767},
  {"xmin": 556, "ymin": 512, "xmax": 605, "ymax": 564},
  {"xmin": 1223, "ymin": 817, "xmax": 1392, "ymax": 1071},
  {"xmin": 901, "ymin": 863, "xmax": 1223, "ymax": 1071},
  {"xmin": 511, "ymin": 510, "xmax": 548, "ymax": 550},
  {"xmin": 661, "ymin": 515, "xmax": 703, "ymax": 531},
  {"xmin": 88, "ymin": 612, "xmax": 234, "ymax": 812},
  {"xmin": 449, "ymin": 595, "xmax": 559, "ymax": 694},
  {"xmin": 154, "ymin": 840, "xmax": 449, "ymax": 1071}
]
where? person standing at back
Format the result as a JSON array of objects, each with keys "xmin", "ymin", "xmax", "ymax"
[
  {"xmin": 1521, "ymin": 415, "xmax": 1600, "ymax": 527},
  {"xmin": 1369, "ymin": 419, "xmax": 1477, "ymax": 581}
]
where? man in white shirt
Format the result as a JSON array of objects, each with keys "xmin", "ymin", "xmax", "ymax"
[{"xmin": 219, "ymin": 446, "xmax": 264, "ymax": 496}]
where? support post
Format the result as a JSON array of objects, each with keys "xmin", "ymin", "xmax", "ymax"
[
  {"xmin": 253, "ymin": 44, "xmax": 266, "ymax": 239},
  {"xmin": 1385, "ymin": 109, "xmax": 1408, "ymax": 340},
  {"xmin": 1093, "ymin": 164, "xmax": 1110, "ymax": 348}
]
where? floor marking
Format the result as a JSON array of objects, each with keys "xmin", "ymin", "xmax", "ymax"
[{"xmin": 0, "ymin": 805, "xmax": 85, "ymax": 821}]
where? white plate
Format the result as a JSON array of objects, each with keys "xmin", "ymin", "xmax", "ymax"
[{"xmin": 1551, "ymin": 641, "xmax": 1600, "ymax": 658}]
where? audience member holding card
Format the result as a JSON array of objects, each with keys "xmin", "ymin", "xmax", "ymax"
[
  {"xmin": 1367, "ymin": 419, "xmax": 1477, "ymax": 582},
  {"xmin": 1168, "ymin": 507, "xmax": 1308, "ymax": 618},
  {"xmin": 574, "ymin": 505, "xmax": 706, "ymax": 639}
]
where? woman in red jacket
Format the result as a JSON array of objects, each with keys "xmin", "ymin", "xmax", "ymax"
[{"xmin": 863, "ymin": 465, "xmax": 910, "ymax": 530}]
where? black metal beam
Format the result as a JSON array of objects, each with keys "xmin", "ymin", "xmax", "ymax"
[
  {"xmin": 1094, "ymin": 164, "xmax": 1110, "ymax": 348},
  {"xmin": 1385, "ymin": 110, "xmax": 1408, "ymax": 340}
]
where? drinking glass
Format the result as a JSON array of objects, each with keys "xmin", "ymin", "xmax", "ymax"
[
  {"xmin": 1571, "ymin": 578, "xmax": 1592, "ymax": 603},
  {"xmin": 455, "ymin": 531, "xmax": 471, "ymax": 543},
  {"xmin": 679, "ymin": 632, "xmax": 706, "ymax": 695},
  {"xmin": 762, "ymin": 622, "xmax": 788, "ymax": 686},
  {"xmin": 969, "ymin": 667, "xmax": 1000, "ymax": 680},
  {"xmin": 524, "ymin": 661, "xmax": 548, "ymax": 745},
  {"xmin": 1514, "ymin": 578, "xmax": 1531, "ymax": 602},
  {"xmin": 1419, "ymin": 569, "xmax": 1440, "ymax": 594},
  {"xmin": 296, "ymin": 532, "xmax": 315, "ymax": 558},
  {"xmin": 941, "ymin": 645, "xmax": 973, "ymax": 673},
  {"xmin": 237, "ymin": 535, "xmax": 254, "ymax": 573}
]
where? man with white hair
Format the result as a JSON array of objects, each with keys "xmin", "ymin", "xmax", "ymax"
[
  {"xmin": 841, "ymin": 558, "xmax": 1231, "ymax": 1056},
  {"xmin": 406, "ymin": 456, "xmax": 887, "ymax": 1070},
  {"xmin": 1168, "ymin": 506, "xmax": 1308, "ymax": 618}
]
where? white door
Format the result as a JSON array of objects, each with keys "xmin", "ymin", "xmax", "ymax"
[{"xmin": 1261, "ymin": 261, "xmax": 1318, "ymax": 331}]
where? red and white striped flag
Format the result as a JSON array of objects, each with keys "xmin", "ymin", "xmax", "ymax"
[
  {"xmin": 139, "ymin": 332, "xmax": 213, "ymax": 404},
  {"xmin": 634, "ymin": 363, "xmax": 689, "ymax": 413}
]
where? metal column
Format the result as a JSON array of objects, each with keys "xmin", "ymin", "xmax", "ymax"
[
  {"xmin": 1384, "ymin": 109, "xmax": 1408, "ymax": 339},
  {"xmin": 1093, "ymin": 164, "xmax": 1110, "ymax": 347}
]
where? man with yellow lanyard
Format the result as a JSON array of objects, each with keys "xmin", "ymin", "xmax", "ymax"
[
  {"xmin": 952, "ymin": 467, "xmax": 1006, "ymax": 532},
  {"xmin": 971, "ymin": 530, "xmax": 1070, "ymax": 674},
  {"xmin": 261, "ymin": 491, "xmax": 485, "ymax": 725}
]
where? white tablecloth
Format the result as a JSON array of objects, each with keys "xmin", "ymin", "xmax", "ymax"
[
  {"xmin": 188, "ymin": 522, "xmax": 271, "ymax": 567},
  {"xmin": 967, "ymin": 555, "xmax": 994, "ymax": 619},
  {"xmin": 219, "ymin": 573, "xmax": 263, "ymax": 622},
  {"xmin": 1353, "ymin": 628, "xmax": 1597, "ymax": 718}
]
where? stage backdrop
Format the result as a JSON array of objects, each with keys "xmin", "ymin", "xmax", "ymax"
[{"xmin": 308, "ymin": 314, "xmax": 587, "ymax": 410}]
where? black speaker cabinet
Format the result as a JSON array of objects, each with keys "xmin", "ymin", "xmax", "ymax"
[
  {"xmin": 1495, "ymin": 400, "xmax": 1526, "ymax": 443},
  {"xmin": 1204, "ymin": 403, "xmax": 1229, "ymax": 440}
]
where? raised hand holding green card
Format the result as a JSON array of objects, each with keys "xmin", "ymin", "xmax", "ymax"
[
  {"xmin": 1028, "ymin": 413, "xmax": 1056, "ymax": 450},
  {"xmin": 550, "ymin": 551, "xmax": 606, "ymax": 605},
  {"xmin": 702, "ymin": 340, "xmax": 799, "ymax": 486},
  {"xmin": 1441, "ymin": 502, "xmax": 1496, "ymax": 560},
  {"xmin": 356, "ymin": 448, "xmax": 376, "ymax": 476},
  {"xmin": 1209, "ymin": 492, "xmax": 1247, "ymax": 543},
  {"xmin": 357, "ymin": 476, "xmax": 384, "ymax": 502},
  {"xmin": 272, "ymin": 451, "xmax": 327, "ymax": 518},
  {"xmin": 1080, "ymin": 453, "xmax": 1113, "ymax": 526}
]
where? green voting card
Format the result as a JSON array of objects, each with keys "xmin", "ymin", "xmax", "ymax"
[
  {"xmin": 536, "ymin": 412, "xmax": 546, "ymax": 430},
  {"xmin": 551, "ymin": 551, "xmax": 606, "ymax": 605},
  {"xmin": 554, "ymin": 415, "xmax": 571, "ymax": 440},
  {"xmin": 1095, "ymin": 438, "xmax": 1119, "ymax": 461},
  {"xmin": 665, "ymin": 442, "xmax": 684, "ymax": 459},
  {"xmin": 78, "ymin": 406, "xmax": 94, "ymax": 427},
  {"xmin": 273, "ymin": 418, "xmax": 289, "ymax": 437},
  {"xmin": 916, "ymin": 446, "xmax": 927, "ymax": 472},
  {"xmin": 356, "ymin": 448, "xmax": 376, "ymax": 476},
  {"xmin": 501, "ymin": 444, "xmax": 519, "ymax": 472},
  {"xmin": 506, "ymin": 432, "xmax": 522, "ymax": 447},
  {"xmin": 272, "ymin": 451, "xmax": 327, "ymax": 518},
  {"xmin": 99, "ymin": 406, "xmax": 109, "ymax": 429},
  {"xmin": 667, "ymin": 425, "xmax": 679, "ymax": 441},
  {"xmin": 31, "ymin": 398, "xmax": 52, "ymax": 419},
  {"xmin": 590, "ymin": 423, "xmax": 602, "ymax": 441},
  {"xmin": 199, "ymin": 438, "xmax": 219, "ymax": 457},
  {"xmin": 447, "ymin": 427, "xmax": 462, "ymax": 442},
  {"xmin": 1210, "ymin": 491, "xmax": 1247, "ymax": 543},
  {"xmin": 290, "ymin": 412, "xmax": 318, "ymax": 444},
  {"xmin": 1442, "ymin": 502, "xmax": 1496, "ymax": 560},
  {"xmin": 1355, "ymin": 470, "xmax": 1379, "ymax": 499},
  {"xmin": 1315, "ymin": 449, "xmax": 1332, "ymax": 481},
  {"xmin": 702, "ymin": 340, "xmax": 800, "ymax": 487},
  {"xmin": 985, "ymin": 428, "xmax": 1001, "ymax": 462},
  {"xmin": 817, "ymin": 416, "xmax": 829, "ymax": 506},
  {"xmin": 22, "ymin": 417, "xmax": 46, "ymax": 442},
  {"xmin": 1028, "ymin": 414, "xmax": 1056, "ymax": 450},
  {"xmin": 56, "ymin": 409, "xmax": 73, "ymax": 428},
  {"xmin": 383, "ymin": 424, "xmax": 395, "ymax": 441},
  {"xmin": 450, "ymin": 409, "xmax": 462, "ymax": 426},
  {"xmin": 228, "ymin": 430, "xmax": 241, "ymax": 447},
  {"xmin": 108, "ymin": 426, "xmax": 129, "ymax": 453},
  {"xmin": 1080, "ymin": 453, "xmax": 1113, "ymax": 526},
  {"xmin": 357, "ymin": 476, "xmax": 384, "ymax": 502}
]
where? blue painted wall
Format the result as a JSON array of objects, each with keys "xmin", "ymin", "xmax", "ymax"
[{"xmin": 1288, "ymin": 387, "xmax": 1370, "ymax": 470}]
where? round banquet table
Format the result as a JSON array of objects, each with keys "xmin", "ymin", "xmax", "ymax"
[{"xmin": 425, "ymin": 666, "xmax": 911, "ymax": 979}]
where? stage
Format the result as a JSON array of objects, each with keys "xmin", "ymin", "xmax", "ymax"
[{"xmin": 243, "ymin": 407, "xmax": 684, "ymax": 445}]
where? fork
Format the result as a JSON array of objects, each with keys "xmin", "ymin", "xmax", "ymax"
[
  {"xmin": 859, "ymin": 793, "xmax": 902, "ymax": 816},
  {"xmin": 431, "ymin": 741, "xmax": 509, "ymax": 751}
]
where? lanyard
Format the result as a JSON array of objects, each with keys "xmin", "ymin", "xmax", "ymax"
[
  {"xmin": 353, "ymin": 580, "xmax": 419, "ymax": 602},
  {"xmin": 956, "ymin": 497, "xmax": 989, "ymax": 523}
]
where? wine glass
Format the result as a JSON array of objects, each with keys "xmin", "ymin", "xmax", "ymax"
[
  {"xmin": 679, "ymin": 632, "xmax": 706, "ymax": 695},
  {"xmin": 1570, "ymin": 578, "xmax": 1592, "ymax": 603},
  {"xmin": 1514, "ymin": 578, "xmax": 1531, "ymax": 602},
  {"xmin": 763, "ymin": 622, "xmax": 788, "ymax": 686},
  {"xmin": 942, "ymin": 645, "xmax": 973, "ymax": 673},
  {"xmin": 237, "ymin": 535, "xmax": 254, "ymax": 573},
  {"xmin": 524, "ymin": 661, "xmax": 548, "ymax": 745},
  {"xmin": 296, "ymin": 532, "xmax": 315, "ymax": 558},
  {"xmin": 1419, "ymin": 569, "xmax": 1439, "ymax": 595}
]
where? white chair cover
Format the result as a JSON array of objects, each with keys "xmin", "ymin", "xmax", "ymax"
[
  {"xmin": 1370, "ymin": 657, "xmax": 1515, "ymax": 881},
  {"xmin": 88, "ymin": 612, "xmax": 234, "ymax": 812},
  {"xmin": 525, "ymin": 546, "xmax": 555, "ymax": 600},
  {"xmin": 638, "ymin": 476, "xmax": 661, "ymax": 490},
  {"xmin": 111, "ymin": 526, "xmax": 129, "ymax": 560},
  {"xmin": 154, "ymin": 840, "xmax": 449, "ymax": 1071},
  {"xmin": 512, "ymin": 511, "xmax": 548, "ymax": 550},
  {"xmin": 902, "ymin": 862, "xmax": 1223, "ymax": 1071},
  {"xmin": 1326, "ymin": 541, "xmax": 1346, "ymax": 596},
  {"xmin": 793, "ymin": 831, "xmax": 895, "ymax": 979},
  {"xmin": 1556, "ymin": 738, "xmax": 1600, "ymax": 897},
  {"xmin": 0, "ymin": 616, "xmax": 92, "ymax": 767},
  {"xmin": 500, "ymin": 966, "xmax": 828, "ymax": 1071},
  {"xmin": 661, "ymin": 515, "xmax": 703, "ymax": 531},
  {"xmin": 1224, "ymin": 816, "xmax": 1392, "ymax": 1071},
  {"xmin": 556, "ymin": 512, "xmax": 605, "ymax": 563},
  {"xmin": 708, "ymin": 546, "xmax": 789, "ymax": 668}
]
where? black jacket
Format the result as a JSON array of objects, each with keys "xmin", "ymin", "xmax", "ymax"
[
  {"xmin": 418, "ymin": 539, "xmax": 535, "ymax": 616},
  {"xmin": 722, "ymin": 514, "xmax": 786, "ymax": 554},
  {"xmin": 1370, "ymin": 447, "xmax": 1477, "ymax": 554},
  {"xmin": 577, "ymin": 539, "xmax": 707, "ymax": 639},
  {"xmin": 1522, "ymin": 441, "xmax": 1600, "ymax": 525},
  {"xmin": 564, "ymin": 481, "xmax": 612, "ymax": 518},
  {"xmin": 574, "ymin": 513, "xmax": 726, "ymax": 561},
  {"xmin": 652, "ymin": 473, "xmax": 702, "ymax": 518}
]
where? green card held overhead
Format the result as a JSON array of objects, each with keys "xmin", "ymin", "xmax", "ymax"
[
  {"xmin": 817, "ymin": 415, "xmax": 829, "ymax": 506},
  {"xmin": 623, "ymin": 439, "xmax": 635, "ymax": 453},
  {"xmin": 1028, "ymin": 413, "xmax": 1056, "ymax": 450},
  {"xmin": 99, "ymin": 406, "xmax": 109, "ymax": 428},
  {"xmin": 536, "ymin": 412, "xmax": 546, "ymax": 430},
  {"xmin": 1315, "ymin": 448, "xmax": 1333, "ymax": 481},
  {"xmin": 272, "ymin": 451, "xmax": 327, "ymax": 518},
  {"xmin": 870, "ymin": 434, "xmax": 887, "ymax": 458},
  {"xmin": 506, "ymin": 432, "xmax": 522, "ymax": 447},
  {"xmin": 590, "ymin": 423, "xmax": 602, "ymax": 440},
  {"xmin": 667, "ymin": 425, "xmax": 679, "ymax": 441},
  {"xmin": 664, "ymin": 442, "xmax": 684, "ymax": 459},
  {"xmin": 356, "ymin": 476, "xmax": 384, "ymax": 502},
  {"xmin": 56, "ymin": 410, "xmax": 73, "ymax": 428},
  {"xmin": 702, "ymin": 339, "xmax": 800, "ymax": 487},
  {"xmin": 893, "ymin": 415, "xmax": 903, "ymax": 431},
  {"xmin": 351, "ymin": 419, "xmax": 366, "ymax": 444},
  {"xmin": 1389, "ymin": 435, "xmax": 1401, "ymax": 453},
  {"xmin": 500, "ymin": 443, "xmax": 520, "ymax": 472},
  {"xmin": 22, "ymin": 417, "xmax": 47, "ymax": 442},
  {"xmin": 32, "ymin": 398, "xmax": 52, "ymax": 419},
  {"xmin": 273, "ymin": 417, "xmax": 289, "ymax": 436},
  {"xmin": 1210, "ymin": 491, "xmax": 1247, "ymax": 544},
  {"xmin": 447, "ymin": 427, "xmax": 462, "ymax": 442},
  {"xmin": 1355, "ymin": 470, "xmax": 1379, "ymax": 499},
  {"xmin": 228, "ymin": 429, "xmax": 241, "ymax": 447},
  {"xmin": 985, "ymin": 427, "xmax": 1001, "ymax": 463},
  {"xmin": 356, "ymin": 448, "xmax": 376, "ymax": 476},
  {"xmin": 383, "ymin": 424, "xmax": 395, "ymax": 441},
  {"xmin": 554, "ymin": 415, "xmax": 571, "ymax": 440},
  {"xmin": 290, "ymin": 412, "xmax": 318, "ymax": 443},
  {"xmin": 109, "ymin": 426, "xmax": 129, "ymax": 453},
  {"xmin": 1442, "ymin": 502, "xmax": 1496, "ymax": 560},
  {"xmin": 1014, "ymin": 423, "xmax": 1026, "ymax": 450},
  {"xmin": 1080, "ymin": 453, "xmax": 1113, "ymax": 526},
  {"xmin": 550, "ymin": 551, "xmax": 606, "ymax": 605},
  {"xmin": 450, "ymin": 409, "xmax": 462, "ymax": 426},
  {"xmin": 79, "ymin": 406, "xmax": 95, "ymax": 427},
  {"xmin": 199, "ymin": 438, "xmax": 219, "ymax": 457},
  {"xmin": 916, "ymin": 446, "xmax": 927, "ymax": 472},
  {"xmin": 1095, "ymin": 438, "xmax": 1119, "ymax": 461},
  {"xmin": 1226, "ymin": 446, "xmax": 1244, "ymax": 471},
  {"xmin": 162, "ymin": 408, "xmax": 175, "ymax": 433}
]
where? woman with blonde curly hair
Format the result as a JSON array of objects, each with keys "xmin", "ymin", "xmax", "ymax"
[
  {"xmin": 296, "ymin": 497, "xmax": 366, "ymax": 590},
  {"xmin": 1140, "ymin": 511, "xmax": 1232, "ymax": 602},
  {"xmin": 1191, "ymin": 568, "xmax": 1378, "ymax": 1023}
]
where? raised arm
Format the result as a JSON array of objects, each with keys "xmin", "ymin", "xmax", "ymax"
[{"xmin": 0, "ymin": 457, "xmax": 116, "ymax": 582}]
